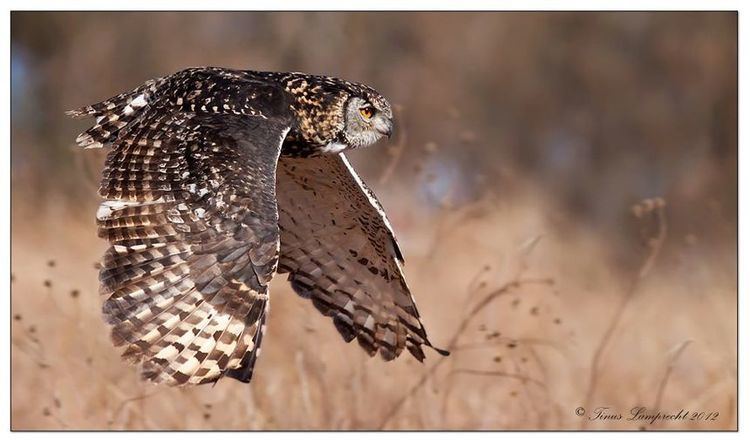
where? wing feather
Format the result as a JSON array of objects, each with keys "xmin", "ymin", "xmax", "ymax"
[
  {"xmin": 276, "ymin": 153, "xmax": 448, "ymax": 361},
  {"xmin": 71, "ymin": 77, "xmax": 292, "ymax": 385}
]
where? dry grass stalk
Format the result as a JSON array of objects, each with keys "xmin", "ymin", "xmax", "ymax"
[
  {"xmin": 107, "ymin": 390, "xmax": 161, "ymax": 428},
  {"xmin": 637, "ymin": 339, "xmax": 693, "ymax": 430},
  {"xmin": 580, "ymin": 197, "xmax": 668, "ymax": 429},
  {"xmin": 378, "ymin": 275, "xmax": 554, "ymax": 429},
  {"xmin": 448, "ymin": 368, "xmax": 547, "ymax": 389}
]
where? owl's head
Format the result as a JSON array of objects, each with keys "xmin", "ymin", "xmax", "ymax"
[
  {"xmin": 284, "ymin": 73, "xmax": 394, "ymax": 155},
  {"xmin": 340, "ymin": 87, "xmax": 394, "ymax": 149}
]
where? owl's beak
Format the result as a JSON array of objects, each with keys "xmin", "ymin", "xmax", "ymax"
[{"xmin": 376, "ymin": 118, "xmax": 394, "ymax": 139}]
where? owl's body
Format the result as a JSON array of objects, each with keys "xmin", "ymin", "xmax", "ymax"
[{"xmin": 68, "ymin": 67, "xmax": 446, "ymax": 386}]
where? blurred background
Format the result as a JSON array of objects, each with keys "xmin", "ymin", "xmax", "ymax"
[{"xmin": 11, "ymin": 12, "xmax": 737, "ymax": 430}]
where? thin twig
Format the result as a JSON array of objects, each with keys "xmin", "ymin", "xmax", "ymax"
[
  {"xmin": 509, "ymin": 355, "xmax": 544, "ymax": 426},
  {"xmin": 644, "ymin": 340, "xmax": 692, "ymax": 429},
  {"xmin": 440, "ymin": 263, "xmax": 494, "ymax": 420},
  {"xmin": 580, "ymin": 198, "xmax": 667, "ymax": 429},
  {"xmin": 449, "ymin": 368, "xmax": 547, "ymax": 389},
  {"xmin": 463, "ymin": 264, "xmax": 492, "ymax": 308},
  {"xmin": 107, "ymin": 390, "xmax": 162, "ymax": 428},
  {"xmin": 378, "ymin": 276, "xmax": 554, "ymax": 429},
  {"xmin": 450, "ymin": 337, "xmax": 564, "ymax": 354},
  {"xmin": 527, "ymin": 345, "xmax": 562, "ymax": 428}
]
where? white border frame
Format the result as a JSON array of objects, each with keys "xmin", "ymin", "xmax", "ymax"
[{"xmin": 3, "ymin": 3, "xmax": 742, "ymax": 437}]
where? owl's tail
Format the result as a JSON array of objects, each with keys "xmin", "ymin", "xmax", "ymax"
[{"xmin": 66, "ymin": 77, "xmax": 165, "ymax": 149}]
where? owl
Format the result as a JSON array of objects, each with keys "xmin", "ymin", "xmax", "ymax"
[{"xmin": 67, "ymin": 67, "xmax": 447, "ymax": 386}]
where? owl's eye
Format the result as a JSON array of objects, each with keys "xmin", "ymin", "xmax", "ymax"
[{"xmin": 359, "ymin": 106, "xmax": 374, "ymax": 120}]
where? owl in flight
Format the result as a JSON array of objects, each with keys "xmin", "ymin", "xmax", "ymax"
[{"xmin": 68, "ymin": 67, "xmax": 447, "ymax": 386}]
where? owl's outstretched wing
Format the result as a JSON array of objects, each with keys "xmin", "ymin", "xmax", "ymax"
[
  {"xmin": 276, "ymin": 154, "xmax": 448, "ymax": 361},
  {"xmin": 71, "ymin": 93, "xmax": 291, "ymax": 385}
]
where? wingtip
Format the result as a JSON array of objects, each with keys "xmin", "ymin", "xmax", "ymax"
[
  {"xmin": 412, "ymin": 341, "xmax": 450, "ymax": 359},
  {"xmin": 437, "ymin": 348, "xmax": 451, "ymax": 356},
  {"xmin": 432, "ymin": 346, "xmax": 450, "ymax": 357},
  {"xmin": 65, "ymin": 107, "xmax": 91, "ymax": 118}
]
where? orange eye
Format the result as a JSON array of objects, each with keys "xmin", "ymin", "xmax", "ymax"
[{"xmin": 359, "ymin": 107, "xmax": 374, "ymax": 119}]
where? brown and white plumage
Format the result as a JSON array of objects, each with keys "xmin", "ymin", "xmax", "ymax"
[
  {"xmin": 277, "ymin": 155, "xmax": 439, "ymax": 361},
  {"xmin": 68, "ymin": 67, "xmax": 446, "ymax": 386}
]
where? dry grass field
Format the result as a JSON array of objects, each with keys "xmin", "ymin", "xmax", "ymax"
[
  {"xmin": 10, "ymin": 11, "xmax": 737, "ymax": 430},
  {"xmin": 10, "ymin": 162, "xmax": 737, "ymax": 430}
]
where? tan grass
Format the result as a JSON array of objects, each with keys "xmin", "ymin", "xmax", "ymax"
[{"xmin": 10, "ymin": 181, "xmax": 736, "ymax": 430}]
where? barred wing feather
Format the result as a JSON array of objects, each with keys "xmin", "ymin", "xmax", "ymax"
[
  {"xmin": 79, "ymin": 108, "xmax": 290, "ymax": 385},
  {"xmin": 276, "ymin": 154, "xmax": 448, "ymax": 361}
]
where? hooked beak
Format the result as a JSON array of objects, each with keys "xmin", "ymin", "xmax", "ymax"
[{"xmin": 375, "ymin": 118, "xmax": 394, "ymax": 139}]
